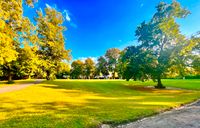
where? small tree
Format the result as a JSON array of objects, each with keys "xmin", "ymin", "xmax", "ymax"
[
  {"xmin": 84, "ymin": 58, "xmax": 95, "ymax": 79},
  {"xmin": 70, "ymin": 60, "xmax": 84, "ymax": 79},
  {"xmin": 105, "ymin": 48, "xmax": 120, "ymax": 79},
  {"xmin": 96, "ymin": 56, "xmax": 109, "ymax": 78},
  {"xmin": 56, "ymin": 62, "xmax": 71, "ymax": 79}
]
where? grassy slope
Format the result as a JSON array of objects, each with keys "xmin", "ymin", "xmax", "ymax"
[{"xmin": 0, "ymin": 79, "xmax": 199, "ymax": 128}]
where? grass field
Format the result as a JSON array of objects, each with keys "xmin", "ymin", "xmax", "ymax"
[
  {"xmin": 128, "ymin": 79, "xmax": 200, "ymax": 90},
  {"xmin": 0, "ymin": 79, "xmax": 199, "ymax": 128}
]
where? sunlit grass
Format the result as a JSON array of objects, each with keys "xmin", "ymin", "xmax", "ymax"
[
  {"xmin": 131, "ymin": 79, "xmax": 200, "ymax": 90},
  {"xmin": 0, "ymin": 79, "xmax": 199, "ymax": 127}
]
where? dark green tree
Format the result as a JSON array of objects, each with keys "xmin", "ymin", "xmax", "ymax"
[
  {"xmin": 135, "ymin": 1, "xmax": 190, "ymax": 88},
  {"xmin": 96, "ymin": 56, "xmax": 109, "ymax": 77},
  {"xmin": 70, "ymin": 60, "xmax": 84, "ymax": 79}
]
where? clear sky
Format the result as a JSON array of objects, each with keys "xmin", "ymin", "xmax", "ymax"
[{"xmin": 24, "ymin": 0, "xmax": 200, "ymax": 61}]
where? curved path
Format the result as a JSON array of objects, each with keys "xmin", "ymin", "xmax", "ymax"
[
  {"xmin": 114, "ymin": 100, "xmax": 200, "ymax": 128},
  {"xmin": 0, "ymin": 79, "xmax": 43, "ymax": 94}
]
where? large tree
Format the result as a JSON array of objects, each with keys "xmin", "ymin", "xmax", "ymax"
[
  {"xmin": 0, "ymin": 0, "xmax": 37, "ymax": 82},
  {"xmin": 135, "ymin": 1, "xmax": 190, "ymax": 88},
  {"xmin": 35, "ymin": 6, "xmax": 71, "ymax": 80},
  {"xmin": 105, "ymin": 48, "xmax": 120, "ymax": 79}
]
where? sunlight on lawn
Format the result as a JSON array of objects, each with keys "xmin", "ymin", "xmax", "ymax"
[{"xmin": 0, "ymin": 80, "xmax": 199, "ymax": 127}]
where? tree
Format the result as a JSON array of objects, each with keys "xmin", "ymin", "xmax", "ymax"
[
  {"xmin": 168, "ymin": 32, "xmax": 200, "ymax": 78},
  {"xmin": 119, "ymin": 46, "xmax": 154, "ymax": 81},
  {"xmin": 56, "ymin": 62, "xmax": 71, "ymax": 79},
  {"xmin": 25, "ymin": 0, "xmax": 38, "ymax": 7},
  {"xmin": 96, "ymin": 56, "xmax": 109, "ymax": 77},
  {"xmin": 84, "ymin": 58, "xmax": 95, "ymax": 79},
  {"xmin": 35, "ymin": 6, "xmax": 71, "ymax": 80},
  {"xmin": 192, "ymin": 56, "xmax": 200, "ymax": 75},
  {"xmin": 105, "ymin": 48, "xmax": 120, "ymax": 79},
  {"xmin": 17, "ymin": 45, "xmax": 39, "ymax": 79},
  {"xmin": 186, "ymin": 34, "xmax": 200, "ymax": 75},
  {"xmin": 135, "ymin": 1, "xmax": 190, "ymax": 88},
  {"xmin": 0, "ymin": 0, "xmax": 37, "ymax": 83},
  {"xmin": 70, "ymin": 60, "xmax": 84, "ymax": 79}
]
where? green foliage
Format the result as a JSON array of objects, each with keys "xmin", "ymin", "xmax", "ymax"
[
  {"xmin": 120, "ymin": 1, "xmax": 194, "ymax": 88},
  {"xmin": 70, "ymin": 60, "xmax": 84, "ymax": 79},
  {"xmin": 96, "ymin": 56, "xmax": 109, "ymax": 77},
  {"xmin": 119, "ymin": 46, "xmax": 155, "ymax": 81},
  {"xmin": 84, "ymin": 58, "xmax": 95, "ymax": 79},
  {"xmin": 56, "ymin": 62, "xmax": 71, "ymax": 79},
  {"xmin": 192, "ymin": 56, "xmax": 200, "ymax": 74},
  {"xmin": 105, "ymin": 48, "xmax": 120, "ymax": 78}
]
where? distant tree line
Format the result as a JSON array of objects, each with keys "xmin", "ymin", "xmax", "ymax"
[{"xmin": 68, "ymin": 48, "xmax": 121, "ymax": 79}]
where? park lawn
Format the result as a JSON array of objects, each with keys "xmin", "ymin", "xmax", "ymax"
[
  {"xmin": 130, "ymin": 79, "xmax": 200, "ymax": 90},
  {"xmin": 0, "ymin": 80, "xmax": 199, "ymax": 128},
  {"xmin": 159, "ymin": 79, "xmax": 200, "ymax": 90}
]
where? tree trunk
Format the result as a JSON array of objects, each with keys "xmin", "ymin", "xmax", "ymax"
[
  {"xmin": 7, "ymin": 72, "xmax": 13, "ymax": 84},
  {"xmin": 155, "ymin": 76, "xmax": 165, "ymax": 89},
  {"xmin": 46, "ymin": 70, "xmax": 51, "ymax": 80},
  {"xmin": 113, "ymin": 71, "xmax": 115, "ymax": 79}
]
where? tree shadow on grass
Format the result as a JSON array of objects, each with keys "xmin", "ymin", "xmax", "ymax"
[
  {"xmin": 0, "ymin": 81, "xmax": 197, "ymax": 127},
  {"xmin": 0, "ymin": 97, "xmax": 177, "ymax": 128}
]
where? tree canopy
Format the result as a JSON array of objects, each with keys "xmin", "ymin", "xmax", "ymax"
[{"xmin": 120, "ymin": 1, "xmax": 199, "ymax": 88}]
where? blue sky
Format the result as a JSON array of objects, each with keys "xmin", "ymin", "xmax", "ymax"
[{"xmin": 24, "ymin": 0, "xmax": 200, "ymax": 61}]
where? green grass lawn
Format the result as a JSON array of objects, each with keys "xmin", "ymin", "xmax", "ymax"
[
  {"xmin": 0, "ymin": 79, "xmax": 199, "ymax": 128},
  {"xmin": 129, "ymin": 79, "xmax": 200, "ymax": 90}
]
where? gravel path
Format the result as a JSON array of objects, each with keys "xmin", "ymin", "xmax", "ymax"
[
  {"xmin": 0, "ymin": 79, "xmax": 43, "ymax": 94},
  {"xmin": 114, "ymin": 100, "xmax": 200, "ymax": 128}
]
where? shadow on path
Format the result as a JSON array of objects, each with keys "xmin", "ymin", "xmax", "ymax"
[{"xmin": 0, "ymin": 79, "xmax": 44, "ymax": 94}]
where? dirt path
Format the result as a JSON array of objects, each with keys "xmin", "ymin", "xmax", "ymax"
[
  {"xmin": 0, "ymin": 79, "xmax": 43, "ymax": 94},
  {"xmin": 113, "ymin": 99, "xmax": 200, "ymax": 128}
]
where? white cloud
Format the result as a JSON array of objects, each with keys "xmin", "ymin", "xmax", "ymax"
[
  {"xmin": 63, "ymin": 10, "xmax": 78, "ymax": 28},
  {"xmin": 63, "ymin": 10, "xmax": 71, "ymax": 22},
  {"xmin": 45, "ymin": 3, "xmax": 52, "ymax": 9}
]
